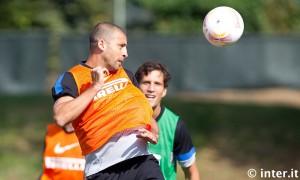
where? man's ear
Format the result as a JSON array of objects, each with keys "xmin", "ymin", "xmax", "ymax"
[
  {"xmin": 97, "ymin": 39, "xmax": 105, "ymax": 51},
  {"xmin": 162, "ymin": 88, "xmax": 167, "ymax": 98}
]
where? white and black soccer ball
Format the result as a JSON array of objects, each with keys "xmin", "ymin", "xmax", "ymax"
[{"xmin": 203, "ymin": 6, "xmax": 244, "ymax": 47}]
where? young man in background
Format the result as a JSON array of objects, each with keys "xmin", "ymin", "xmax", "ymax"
[{"xmin": 135, "ymin": 61, "xmax": 200, "ymax": 180}]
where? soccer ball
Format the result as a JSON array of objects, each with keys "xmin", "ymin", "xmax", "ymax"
[{"xmin": 203, "ymin": 6, "xmax": 244, "ymax": 47}]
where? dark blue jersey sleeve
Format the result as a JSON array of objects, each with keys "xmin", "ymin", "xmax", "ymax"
[
  {"xmin": 174, "ymin": 119, "xmax": 196, "ymax": 167},
  {"xmin": 51, "ymin": 72, "xmax": 78, "ymax": 101}
]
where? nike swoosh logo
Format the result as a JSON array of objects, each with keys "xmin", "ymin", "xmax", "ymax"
[{"xmin": 54, "ymin": 142, "xmax": 79, "ymax": 154}]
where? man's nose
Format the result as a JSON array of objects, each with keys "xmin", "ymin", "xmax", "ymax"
[
  {"xmin": 148, "ymin": 84, "xmax": 155, "ymax": 92},
  {"xmin": 122, "ymin": 48, "xmax": 128, "ymax": 58}
]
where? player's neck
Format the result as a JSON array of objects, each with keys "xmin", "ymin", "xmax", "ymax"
[
  {"xmin": 86, "ymin": 54, "xmax": 105, "ymax": 68},
  {"xmin": 152, "ymin": 104, "xmax": 161, "ymax": 120}
]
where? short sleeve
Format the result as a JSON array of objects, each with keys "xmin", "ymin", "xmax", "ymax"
[
  {"xmin": 173, "ymin": 119, "xmax": 196, "ymax": 167},
  {"xmin": 51, "ymin": 72, "xmax": 78, "ymax": 101}
]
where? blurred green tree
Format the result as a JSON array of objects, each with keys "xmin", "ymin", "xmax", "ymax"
[
  {"xmin": 133, "ymin": 0, "xmax": 300, "ymax": 34},
  {"xmin": 0, "ymin": 0, "xmax": 299, "ymax": 34},
  {"xmin": 0, "ymin": 0, "xmax": 112, "ymax": 33}
]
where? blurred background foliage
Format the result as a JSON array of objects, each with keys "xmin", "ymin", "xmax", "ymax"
[
  {"xmin": 0, "ymin": 0, "xmax": 111, "ymax": 33},
  {"xmin": 0, "ymin": 0, "xmax": 299, "ymax": 34}
]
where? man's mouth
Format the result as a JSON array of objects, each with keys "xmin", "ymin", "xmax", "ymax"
[
  {"xmin": 117, "ymin": 60, "xmax": 123, "ymax": 65},
  {"xmin": 145, "ymin": 94, "xmax": 155, "ymax": 99}
]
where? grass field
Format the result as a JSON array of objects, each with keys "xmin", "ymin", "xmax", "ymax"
[{"xmin": 0, "ymin": 95, "xmax": 299, "ymax": 180}]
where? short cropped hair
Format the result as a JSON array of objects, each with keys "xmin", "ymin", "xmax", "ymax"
[
  {"xmin": 89, "ymin": 22, "xmax": 125, "ymax": 49},
  {"xmin": 135, "ymin": 61, "xmax": 171, "ymax": 88}
]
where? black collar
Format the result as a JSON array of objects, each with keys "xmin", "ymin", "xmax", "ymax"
[
  {"xmin": 80, "ymin": 61, "xmax": 93, "ymax": 69},
  {"xmin": 156, "ymin": 105, "xmax": 165, "ymax": 122}
]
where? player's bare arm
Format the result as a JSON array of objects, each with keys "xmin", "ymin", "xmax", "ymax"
[
  {"xmin": 183, "ymin": 162, "xmax": 200, "ymax": 180},
  {"xmin": 53, "ymin": 67, "xmax": 107, "ymax": 127}
]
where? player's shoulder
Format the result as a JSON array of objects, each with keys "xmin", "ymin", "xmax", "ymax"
[
  {"xmin": 123, "ymin": 68, "xmax": 139, "ymax": 87},
  {"xmin": 163, "ymin": 106, "xmax": 180, "ymax": 119},
  {"xmin": 123, "ymin": 68, "xmax": 133, "ymax": 75},
  {"xmin": 68, "ymin": 62, "xmax": 90, "ymax": 72},
  {"xmin": 123, "ymin": 68, "xmax": 135, "ymax": 80},
  {"xmin": 56, "ymin": 71, "xmax": 74, "ymax": 80}
]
